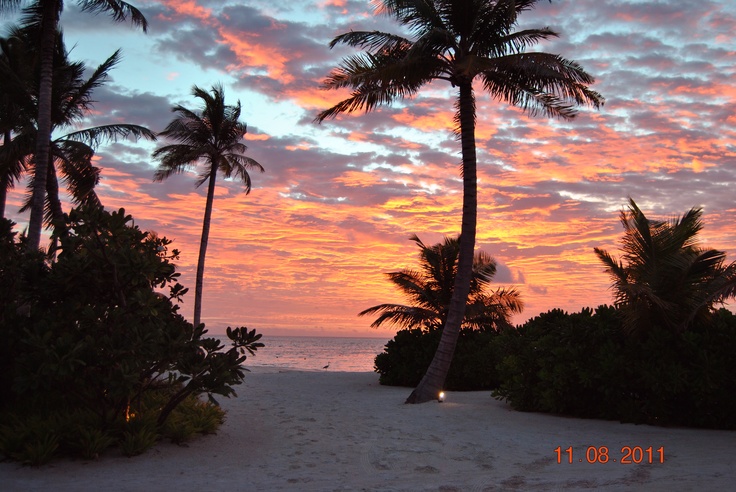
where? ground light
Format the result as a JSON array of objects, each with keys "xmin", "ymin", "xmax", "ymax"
[{"xmin": 438, "ymin": 391, "xmax": 445, "ymax": 403}]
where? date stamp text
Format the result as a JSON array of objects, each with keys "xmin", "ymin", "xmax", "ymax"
[{"xmin": 555, "ymin": 446, "xmax": 665, "ymax": 464}]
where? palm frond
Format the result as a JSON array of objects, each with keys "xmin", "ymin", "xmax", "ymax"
[
  {"xmin": 378, "ymin": 0, "xmax": 446, "ymax": 36},
  {"xmin": 471, "ymin": 0, "xmax": 546, "ymax": 49},
  {"xmin": 387, "ymin": 270, "xmax": 441, "ymax": 310},
  {"xmin": 222, "ymin": 154, "xmax": 265, "ymax": 193},
  {"xmin": 361, "ymin": 233, "xmax": 519, "ymax": 331},
  {"xmin": 77, "ymin": 0, "xmax": 148, "ymax": 32},
  {"xmin": 152, "ymin": 144, "xmax": 200, "ymax": 182},
  {"xmin": 330, "ymin": 30, "xmax": 409, "ymax": 51},
  {"xmin": 16, "ymin": 2, "xmax": 62, "ymax": 33},
  {"xmin": 60, "ymin": 50, "xmax": 122, "ymax": 123},
  {"xmin": 488, "ymin": 28, "xmax": 559, "ymax": 56},
  {"xmin": 316, "ymin": 39, "xmax": 444, "ymax": 122},
  {"xmin": 596, "ymin": 198, "xmax": 736, "ymax": 334},
  {"xmin": 358, "ymin": 303, "xmax": 440, "ymax": 329},
  {"xmin": 0, "ymin": 133, "xmax": 32, "ymax": 189},
  {"xmin": 480, "ymin": 52, "xmax": 603, "ymax": 120},
  {"xmin": 55, "ymin": 140, "xmax": 101, "ymax": 207},
  {"xmin": 63, "ymin": 124, "xmax": 156, "ymax": 147}
]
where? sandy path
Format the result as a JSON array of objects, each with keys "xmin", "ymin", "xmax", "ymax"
[{"xmin": 2, "ymin": 369, "xmax": 734, "ymax": 491}]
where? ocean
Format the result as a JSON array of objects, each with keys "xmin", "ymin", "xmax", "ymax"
[{"xmin": 217, "ymin": 336, "xmax": 391, "ymax": 373}]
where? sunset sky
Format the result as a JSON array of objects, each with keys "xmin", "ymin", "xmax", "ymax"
[{"xmin": 3, "ymin": 0, "xmax": 736, "ymax": 338}]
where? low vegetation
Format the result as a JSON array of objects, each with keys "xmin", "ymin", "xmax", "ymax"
[
  {"xmin": 375, "ymin": 327, "xmax": 501, "ymax": 391},
  {"xmin": 0, "ymin": 206, "xmax": 263, "ymax": 464},
  {"xmin": 492, "ymin": 305, "xmax": 736, "ymax": 429},
  {"xmin": 373, "ymin": 200, "xmax": 736, "ymax": 429}
]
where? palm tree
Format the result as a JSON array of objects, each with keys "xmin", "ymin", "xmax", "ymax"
[
  {"xmin": 594, "ymin": 198, "xmax": 736, "ymax": 334},
  {"xmin": 0, "ymin": 0, "xmax": 147, "ymax": 252},
  {"xmin": 316, "ymin": 0, "xmax": 603, "ymax": 402},
  {"xmin": 153, "ymin": 84, "xmax": 264, "ymax": 328},
  {"xmin": 1, "ymin": 27, "xmax": 155, "ymax": 229},
  {"xmin": 360, "ymin": 234, "xmax": 523, "ymax": 332}
]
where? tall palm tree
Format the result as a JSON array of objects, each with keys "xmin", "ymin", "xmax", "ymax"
[
  {"xmin": 316, "ymin": 0, "xmax": 603, "ymax": 402},
  {"xmin": 153, "ymin": 84, "xmax": 264, "ymax": 328},
  {"xmin": 0, "ymin": 0, "xmax": 147, "ymax": 252},
  {"xmin": 1, "ymin": 27, "xmax": 155, "ymax": 229},
  {"xmin": 594, "ymin": 198, "xmax": 736, "ymax": 334},
  {"xmin": 360, "ymin": 234, "xmax": 523, "ymax": 331}
]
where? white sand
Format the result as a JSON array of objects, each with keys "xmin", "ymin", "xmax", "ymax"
[{"xmin": 2, "ymin": 369, "xmax": 735, "ymax": 491}]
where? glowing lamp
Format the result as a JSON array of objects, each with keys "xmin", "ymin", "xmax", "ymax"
[{"xmin": 438, "ymin": 391, "xmax": 445, "ymax": 403}]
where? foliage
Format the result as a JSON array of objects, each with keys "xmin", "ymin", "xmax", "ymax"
[
  {"xmin": 72, "ymin": 427, "xmax": 117, "ymax": 460},
  {"xmin": 375, "ymin": 327, "xmax": 501, "ymax": 391},
  {"xmin": 0, "ymin": 414, "xmax": 59, "ymax": 466},
  {"xmin": 492, "ymin": 306, "xmax": 736, "ymax": 429},
  {"xmin": 119, "ymin": 426, "xmax": 159, "ymax": 457},
  {"xmin": 360, "ymin": 234, "xmax": 523, "ymax": 332},
  {"xmin": 594, "ymin": 198, "xmax": 736, "ymax": 334},
  {"xmin": 16, "ymin": 434, "xmax": 59, "ymax": 466},
  {"xmin": 0, "ymin": 390, "xmax": 228, "ymax": 462},
  {"xmin": 0, "ymin": 217, "xmax": 44, "ymax": 397},
  {"xmin": 0, "ymin": 206, "xmax": 263, "ymax": 463}
]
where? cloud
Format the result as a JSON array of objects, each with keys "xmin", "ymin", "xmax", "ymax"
[{"xmin": 6, "ymin": 0, "xmax": 736, "ymax": 335}]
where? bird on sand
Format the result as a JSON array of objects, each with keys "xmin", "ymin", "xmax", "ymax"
[{"xmin": 323, "ymin": 362, "xmax": 330, "ymax": 369}]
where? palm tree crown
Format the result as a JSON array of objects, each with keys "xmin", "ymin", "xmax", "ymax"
[
  {"xmin": 154, "ymin": 84, "xmax": 264, "ymax": 328},
  {"xmin": 360, "ymin": 234, "xmax": 523, "ymax": 331},
  {"xmin": 594, "ymin": 198, "xmax": 736, "ymax": 334},
  {"xmin": 316, "ymin": 0, "xmax": 602, "ymax": 123},
  {"xmin": 317, "ymin": 0, "xmax": 603, "ymax": 403},
  {"xmin": 154, "ymin": 85, "xmax": 263, "ymax": 192}
]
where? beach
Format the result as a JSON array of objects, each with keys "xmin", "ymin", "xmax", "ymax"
[{"xmin": 2, "ymin": 369, "xmax": 734, "ymax": 491}]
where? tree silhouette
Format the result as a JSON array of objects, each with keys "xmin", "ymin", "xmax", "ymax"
[
  {"xmin": 154, "ymin": 84, "xmax": 264, "ymax": 328},
  {"xmin": 317, "ymin": 0, "xmax": 602, "ymax": 402}
]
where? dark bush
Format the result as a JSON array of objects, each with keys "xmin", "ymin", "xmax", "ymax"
[
  {"xmin": 375, "ymin": 327, "xmax": 500, "ymax": 391},
  {"xmin": 0, "ymin": 218, "xmax": 45, "ymax": 399},
  {"xmin": 0, "ymin": 207, "xmax": 263, "ymax": 462},
  {"xmin": 492, "ymin": 305, "xmax": 736, "ymax": 429}
]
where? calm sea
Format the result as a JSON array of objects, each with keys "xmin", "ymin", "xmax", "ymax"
[{"xmin": 215, "ymin": 336, "xmax": 391, "ymax": 372}]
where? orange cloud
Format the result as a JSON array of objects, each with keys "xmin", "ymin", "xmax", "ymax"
[
  {"xmin": 219, "ymin": 29, "xmax": 294, "ymax": 84},
  {"xmin": 392, "ymin": 107, "xmax": 454, "ymax": 132},
  {"xmin": 157, "ymin": 0, "xmax": 212, "ymax": 21}
]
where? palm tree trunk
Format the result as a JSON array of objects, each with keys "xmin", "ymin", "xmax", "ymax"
[
  {"xmin": 47, "ymin": 159, "xmax": 63, "ymax": 226},
  {"xmin": 26, "ymin": 0, "xmax": 60, "ymax": 252},
  {"xmin": 0, "ymin": 173, "xmax": 7, "ymax": 220},
  {"xmin": 406, "ymin": 81, "xmax": 478, "ymax": 404},
  {"xmin": 193, "ymin": 161, "xmax": 218, "ymax": 327},
  {"xmin": 0, "ymin": 129, "xmax": 10, "ymax": 219},
  {"xmin": 45, "ymin": 161, "xmax": 64, "ymax": 258}
]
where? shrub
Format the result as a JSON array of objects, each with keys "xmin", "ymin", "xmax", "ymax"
[
  {"xmin": 72, "ymin": 427, "xmax": 117, "ymax": 460},
  {"xmin": 120, "ymin": 427, "xmax": 159, "ymax": 457},
  {"xmin": 159, "ymin": 395, "xmax": 225, "ymax": 444},
  {"xmin": 0, "ymin": 218, "xmax": 45, "ymax": 401},
  {"xmin": 492, "ymin": 305, "xmax": 736, "ymax": 429},
  {"xmin": 0, "ymin": 207, "xmax": 263, "ymax": 463},
  {"xmin": 375, "ymin": 327, "xmax": 500, "ymax": 391}
]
